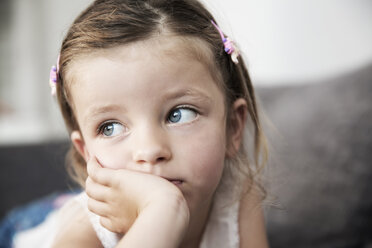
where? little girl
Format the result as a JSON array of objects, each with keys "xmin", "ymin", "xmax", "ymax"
[{"xmin": 50, "ymin": 0, "xmax": 269, "ymax": 247}]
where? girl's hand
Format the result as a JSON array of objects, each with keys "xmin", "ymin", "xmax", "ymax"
[{"xmin": 85, "ymin": 157, "xmax": 189, "ymax": 235}]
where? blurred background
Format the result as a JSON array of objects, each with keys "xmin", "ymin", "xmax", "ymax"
[{"xmin": 0, "ymin": 0, "xmax": 371, "ymax": 145}]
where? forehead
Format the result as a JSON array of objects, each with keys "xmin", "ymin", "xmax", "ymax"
[{"xmin": 66, "ymin": 35, "xmax": 222, "ymax": 90}]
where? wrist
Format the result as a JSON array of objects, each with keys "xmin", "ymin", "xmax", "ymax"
[
  {"xmin": 155, "ymin": 189, "xmax": 189, "ymax": 221},
  {"xmin": 118, "ymin": 191, "xmax": 189, "ymax": 248},
  {"xmin": 142, "ymin": 184, "xmax": 189, "ymax": 217},
  {"xmin": 145, "ymin": 187, "xmax": 189, "ymax": 225}
]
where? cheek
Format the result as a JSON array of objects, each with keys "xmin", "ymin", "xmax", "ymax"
[
  {"xmin": 185, "ymin": 126, "xmax": 227, "ymax": 189},
  {"xmin": 192, "ymin": 144, "xmax": 225, "ymax": 186},
  {"xmin": 87, "ymin": 142, "xmax": 130, "ymax": 169}
]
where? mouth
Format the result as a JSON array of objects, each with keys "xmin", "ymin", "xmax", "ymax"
[
  {"xmin": 169, "ymin": 179, "xmax": 183, "ymax": 186},
  {"xmin": 163, "ymin": 177, "xmax": 184, "ymax": 186}
]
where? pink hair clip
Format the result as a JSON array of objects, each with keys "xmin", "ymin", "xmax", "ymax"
[
  {"xmin": 49, "ymin": 55, "xmax": 60, "ymax": 96},
  {"xmin": 211, "ymin": 20, "xmax": 239, "ymax": 64}
]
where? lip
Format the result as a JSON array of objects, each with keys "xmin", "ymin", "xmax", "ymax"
[
  {"xmin": 169, "ymin": 179, "xmax": 183, "ymax": 185},
  {"xmin": 162, "ymin": 177, "xmax": 184, "ymax": 186}
]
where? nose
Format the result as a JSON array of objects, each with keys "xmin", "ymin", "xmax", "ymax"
[{"xmin": 132, "ymin": 125, "xmax": 171, "ymax": 165}]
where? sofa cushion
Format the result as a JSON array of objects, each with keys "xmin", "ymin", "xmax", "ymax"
[
  {"xmin": 0, "ymin": 142, "xmax": 73, "ymax": 219},
  {"xmin": 257, "ymin": 64, "xmax": 372, "ymax": 247}
]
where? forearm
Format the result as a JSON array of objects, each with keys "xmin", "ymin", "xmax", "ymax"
[{"xmin": 116, "ymin": 194, "xmax": 189, "ymax": 248}]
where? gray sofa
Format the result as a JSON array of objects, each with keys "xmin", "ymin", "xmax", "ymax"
[
  {"xmin": 0, "ymin": 64, "xmax": 371, "ymax": 247},
  {"xmin": 259, "ymin": 64, "xmax": 372, "ymax": 247}
]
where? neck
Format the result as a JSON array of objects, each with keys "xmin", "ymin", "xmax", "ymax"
[{"xmin": 179, "ymin": 196, "xmax": 214, "ymax": 248}]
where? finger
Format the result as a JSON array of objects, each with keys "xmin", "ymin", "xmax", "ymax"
[
  {"xmin": 99, "ymin": 216, "xmax": 116, "ymax": 233},
  {"xmin": 87, "ymin": 156, "xmax": 113, "ymax": 186},
  {"xmin": 86, "ymin": 156, "xmax": 102, "ymax": 177},
  {"xmin": 85, "ymin": 177, "xmax": 110, "ymax": 202},
  {"xmin": 87, "ymin": 197, "xmax": 110, "ymax": 217},
  {"xmin": 100, "ymin": 216, "xmax": 129, "ymax": 234}
]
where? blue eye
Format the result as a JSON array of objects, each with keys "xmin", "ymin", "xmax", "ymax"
[
  {"xmin": 168, "ymin": 108, "xmax": 197, "ymax": 124},
  {"xmin": 99, "ymin": 122, "xmax": 126, "ymax": 137}
]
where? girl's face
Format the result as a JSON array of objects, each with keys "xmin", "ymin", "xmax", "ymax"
[{"xmin": 69, "ymin": 38, "xmax": 229, "ymax": 216}]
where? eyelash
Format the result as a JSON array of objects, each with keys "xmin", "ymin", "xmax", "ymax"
[{"xmin": 174, "ymin": 105, "xmax": 198, "ymax": 112}]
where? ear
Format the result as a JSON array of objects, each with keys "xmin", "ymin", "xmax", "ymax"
[
  {"xmin": 226, "ymin": 98, "xmax": 247, "ymax": 157},
  {"xmin": 71, "ymin": 130, "xmax": 89, "ymax": 162}
]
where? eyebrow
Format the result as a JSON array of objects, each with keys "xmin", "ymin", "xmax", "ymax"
[
  {"xmin": 163, "ymin": 88, "xmax": 213, "ymax": 104},
  {"xmin": 83, "ymin": 104, "xmax": 124, "ymax": 124}
]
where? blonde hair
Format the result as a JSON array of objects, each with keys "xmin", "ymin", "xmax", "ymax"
[{"xmin": 56, "ymin": 0, "xmax": 267, "ymax": 199}]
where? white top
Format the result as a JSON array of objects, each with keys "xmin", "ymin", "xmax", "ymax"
[{"xmin": 199, "ymin": 187, "xmax": 240, "ymax": 248}]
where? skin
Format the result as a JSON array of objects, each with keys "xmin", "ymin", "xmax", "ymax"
[{"xmin": 51, "ymin": 37, "xmax": 268, "ymax": 247}]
